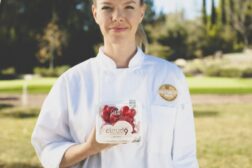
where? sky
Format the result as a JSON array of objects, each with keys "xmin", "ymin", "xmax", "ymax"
[{"xmin": 154, "ymin": 0, "xmax": 219, "ymax": 19}]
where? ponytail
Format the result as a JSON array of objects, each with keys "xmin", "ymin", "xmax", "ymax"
[{"xmin": 136, "ymin": 24, "xmax": 148, "ymax": 53}]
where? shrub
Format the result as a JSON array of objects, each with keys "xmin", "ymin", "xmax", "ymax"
[
  {"xmin": 34, "ymin": 67, "xmax": 54, "ymax": 77},
  {"xmin": 183, "ymin": 66, "xmax": 204, "ymax": 77},
  {"xmin": 54, "ymin": 65, "xmax": 70, "ymax": 76},
  {"xmin": 182, "ymin": 59, "xmax": 206, "ymax": 77},
  {"xmin": 34, "ymin": 65, "xmax": 70, "ymax": 77},
  {"xmin": 203, "ymin": 65, "xmax": 221, "ymax": 77},
  {"xmin": 242, "ymin": 68, "xmax": 252, "ymax": 78},
  {"xmin": 203, "ymin": 65, "xmax": 244, "ymax": 78},
  {"xmin": 0, "ymin": 67, "xmax": 17, "ymax": 80},
  {"xmin": 1, "ymin": 67, "xmax": 16, "ymax": 75},
  {"xmin": 219, "ymin": 67, "xmax": 243, "ymax": 78}
]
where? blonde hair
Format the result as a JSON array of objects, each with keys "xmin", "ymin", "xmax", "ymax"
[
  {"xmin": 92, "ymin": 0, "xmax": 148, "ymax": 52},
  {"xmin": 136, "ymin": 24, "xmax": 148, "ymax": 52}
]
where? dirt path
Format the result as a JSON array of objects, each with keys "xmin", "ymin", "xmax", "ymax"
[
  {"xmin": 192, "ymin": 94, "xmax": 252, "ymax": 105},
  {"xmin": 0, "ymin": 94, "xmax": 46, "ymax": 108},
  {"xmin": 0, "ymin": 94, "xmax": 252, "ymax": 108}
]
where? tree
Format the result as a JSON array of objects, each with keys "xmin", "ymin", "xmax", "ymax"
[
  {"xmin": 0, "ymin": 0, "xmax": 100, "ymax": 73},
  {"xmin": 36, "ymin": 16, "xmax": 67, "ymax": 70},
  {"xmin": 228, "ymin": 0, "xmax": 235, "ymax": 25},
  {"xmin": 211, "ymin": 0, "xmax": 217, "ymax": 26},
  {"xmin": 157, "ymin": 13, "xmax": 189, "ymax": 60},
  {"xmin": 0, "ymin": 0, "xmax": 51, "ymax": 73},
  {"xmin": 220, "ymin": 0, "xmax": 227, "ymax": 25},
  {"xmin": 202, "ymin": 0, "xmax": 207, "ymax": 25},
  {"xmin": 143, "ymin": 0, "xmax": 156, "ymax": 24},
  {"xmin": 227, "ymin": 0, "xmax": 252, "ymax": 47}
]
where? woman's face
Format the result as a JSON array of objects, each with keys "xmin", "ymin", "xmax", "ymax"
[{"xmin": 92, "ymin": 0, "xmax": 145, "ymax": 44}]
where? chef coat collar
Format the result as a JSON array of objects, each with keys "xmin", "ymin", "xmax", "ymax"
[{"xmin": 96, "ymin": 47, "xmax": 144, "ymax": 70}]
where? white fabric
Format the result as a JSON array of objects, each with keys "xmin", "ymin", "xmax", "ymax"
[{"xmin": 31, "ymin": 47, "xmax": 198, "ymax": 168}]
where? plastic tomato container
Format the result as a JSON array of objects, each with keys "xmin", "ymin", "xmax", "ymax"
[{"xmin": 96, "ymin": 100, "xmax": 142, "ymax": 143}]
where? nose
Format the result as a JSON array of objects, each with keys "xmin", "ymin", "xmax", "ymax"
[{"xmin": 112, "ymin": 9, "xmax": 124, "ymax": 23}]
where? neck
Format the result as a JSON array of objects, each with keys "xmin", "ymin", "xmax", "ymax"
[{"xmin": 103, "ymin": 38, "xmax": 138, "ymax": 68}]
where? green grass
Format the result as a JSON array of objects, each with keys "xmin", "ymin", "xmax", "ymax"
[
  {"xmin": 0, "ymin": 78, "xmax": 56, "ymax": 94},
  {"xmin": 1, "ymin": 77, "xmax": 252, "ymax": 94},
  {"xmin": 0, "ymin": 107, "xmax": 41, "ymax": 168},
  {"xmin": 187, "ymin": 77, "xmax": 252, "ymax": 94},
  {"xmin": 194, "ymin": 104, "xmax": 252, "ymax": 168},
  {"xmin": 0, "ymin": 103, "xmax": 252, "ymax": 167}
]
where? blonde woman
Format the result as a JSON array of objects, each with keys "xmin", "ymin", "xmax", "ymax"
[{"xmin": 31, "ymin": 0, "xmax": 198, "ymax": 167}]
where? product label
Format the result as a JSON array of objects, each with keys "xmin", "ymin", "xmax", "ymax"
[
  {"xmin": 100, "ymin": 121, "xmax": 133, "ymax": 136},
  {"xmin": 96, "ymin": 100, "xmax": 142, "ymax": 143}
]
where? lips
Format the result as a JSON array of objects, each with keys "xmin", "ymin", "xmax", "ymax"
[{"xmin": 110, "ymin": 27, "xmax": 128, "ymax": 32}]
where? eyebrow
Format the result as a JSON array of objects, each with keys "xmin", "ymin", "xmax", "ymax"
[
  {"xmin": 124, "ymin": 0, "xmax": 137, "ymax": 4},
  {"xmin": 100, "ymin": 2, "xmax": 112, "ymax": 5},
  {"xmin": 100, "ymin": 0, "xmax": 136, "ymax": 5}
]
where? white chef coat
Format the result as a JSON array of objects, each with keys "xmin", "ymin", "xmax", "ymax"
[{"xmin": 31, "ymin": 47, "xmax": 198, "ymax": 168}]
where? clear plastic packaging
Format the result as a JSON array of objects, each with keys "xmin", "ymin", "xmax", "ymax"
[{"xmin": 96, "ymin": 100, "xmax": 142, "ymax": 143}]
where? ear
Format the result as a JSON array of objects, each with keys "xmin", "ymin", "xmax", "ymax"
[{"xmin": 92, "ymin": 4, "xmax": 98, "ymax": 24}]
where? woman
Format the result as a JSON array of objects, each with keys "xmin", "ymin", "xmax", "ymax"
[{"xmin": 31, "ymin": 0, "xmax": 198, "ymax": 167}]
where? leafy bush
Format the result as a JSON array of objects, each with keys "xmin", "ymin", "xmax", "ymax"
[
  {"xmin": 147, "ymin": 43, "xmax": 172, "ymax": 60},
  {"xmin": 54, "ymin": 65, "xmax": 70, "ymax": 76},
  {"xmin": 34, "ymin": 67, "xmax": 53, "ymax": 77},
  {"xmin": 0, "ymin": 67, "xmax": 17, "ymax": 80},
  {"xmin": 183, "ymin": 59, "xmax": 205, "ymax": 77},
  {"xmin": 33, "ymin": 65, "xmax": 70, "ymax": 77},
  {"xmin": 203, "ymin": 65, "xmax": 221, "ymax": 77},
  {"xmin": 242, "ymin": 68, "xmax": 252, "ymax": 78},
  {"xmin": 203, "ymin": 65, "xmax": 244, "ymax": 78},
  {"xmin": 1, "ymin": 67, "xmax": 16, "ymax": 75},
  {"xmin": 219, "ymin": 67, "xmax": 243, "ymax": 78}
]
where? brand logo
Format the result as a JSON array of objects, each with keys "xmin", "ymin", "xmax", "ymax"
[
  {"xmin": 105, "ymin": 127, "xmax": 129, "ymax": 135},
  {"xmin": 159, "ymin": 84, "xmax": 177, "ymax": 101},
  {"xmin": 101, "ymin": 121, "xmax": 133, "ymax": 137}
]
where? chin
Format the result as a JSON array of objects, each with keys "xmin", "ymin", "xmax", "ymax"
[
  {"xmin": 109, "ymin": 35, "xmax": 131, "ymax": 43},
  {"xmin": 110, "ymin": 39, "xmax": 125, "ymax": 45}
]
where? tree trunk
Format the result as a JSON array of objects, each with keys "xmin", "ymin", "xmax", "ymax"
[
  {"xmin": 221, "ymin": 0, "xmax": 227, "ymax": 25},
  {"xmin": 243, "ymin": 34, "xmax": 249, "ymax": 47},
  {"xmin": 211, "ymin": 0, "xmax": 217, "ymax": 26},
  {"xmin": 202, "ymin": 0, "xmax": 207, "ymax": 25},
  {"xmin": 228, "ymin": 0, "xmax": 235, "ymax": 25},
  {"xmin": 49, "ymin": 46, "xmax": 54, "ymax": 70}
]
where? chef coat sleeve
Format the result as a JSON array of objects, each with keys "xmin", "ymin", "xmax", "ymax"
[
  {"xmin": 172, "ymin": 69, "xmax": 199, "ymax": 168},
  {"xmin": 31, "ymin": 75, "xmax": 77, "ymax": 168}
]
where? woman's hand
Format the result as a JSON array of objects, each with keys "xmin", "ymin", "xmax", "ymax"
[
  {"xmin": 86, "ymin": 128, "xmax": 116, "ymax": 155},
  {"xmin": 60, "ymin": 128, "xmax": 116, "ymax": 168}
]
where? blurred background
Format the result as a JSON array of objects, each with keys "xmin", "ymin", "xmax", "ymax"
[{"xmin": 0, "ymin": 0, "xmax": 252, "ymax": 167}]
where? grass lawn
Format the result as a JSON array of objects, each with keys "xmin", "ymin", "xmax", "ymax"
[
  {"xmin": 187, "ymin": 77, "xmax": 252, "ymax": 94},
  {"xmin": 0, "ymin": 103, "xmax": 252, "ymax": 167},
  {"xmin": 0, "ymin": 107, "xmax": 41, "ymax": 168},
  {"xmin": 0, "ymin": 78, "xmax": 56, "ymax": 94},
  {"xmin": 194, "ymin": 104, "xmax": 252, "ymax": 168},
  {"xmin": 1, "ymin": 77, "xmax": 252, "ymax": 94}
]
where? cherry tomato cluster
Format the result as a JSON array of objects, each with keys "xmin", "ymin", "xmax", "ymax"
[{"xmin": 101, "ymin": 105, "xmax": 136, "ymax": 127}]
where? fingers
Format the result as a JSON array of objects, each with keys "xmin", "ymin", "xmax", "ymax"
[{"xmin": 86, "ymin": 128, "xmax": 117, "ymax": 155}]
